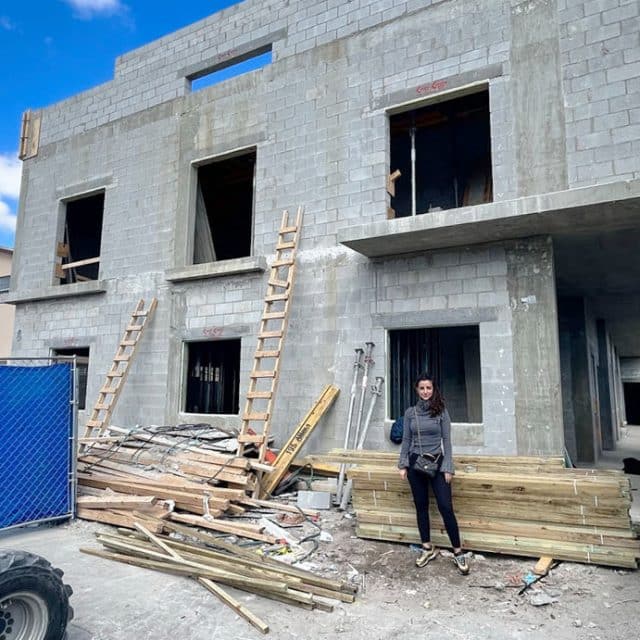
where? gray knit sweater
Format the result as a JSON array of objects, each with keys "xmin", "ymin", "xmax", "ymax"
[{"xmin": 397, "ymin": 399, "xmax": 455, "ymax": 474}]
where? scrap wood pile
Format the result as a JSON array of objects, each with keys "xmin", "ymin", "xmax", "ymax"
[
  {"xmin": 77, "ymin": 423, "xmax": 281, "ymax": 537},
  {"xmin": 310, "ymin": 450, "xmax": 640, "ymax": 569},
  {"xmin": 81, "ymin": 516, "xmax": 357, "ymax": 634},
  {"xmin": 77, "ymin": 425, "xmax": 357, "ymax": 633}
]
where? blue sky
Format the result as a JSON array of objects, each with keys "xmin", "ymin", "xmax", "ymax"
[{"xmin": 0, "ymin": 0, "xmax": 244, "ymax": 250}]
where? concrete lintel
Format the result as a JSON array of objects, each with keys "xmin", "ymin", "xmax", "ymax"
[
  {"xmin": 373, "ymin": 307, "xmax": 499, "ymax": 329},
  {"xmin": 372, "ymin": 63, "xmax": 503, "ymax": 113},
  {"xmin": 166, "ymin": 256, "xmax": 266, "ymax": 282},
  {"xmin": 177, "ymin": 28, "xmax": 287, "ymax": 80},
  {"xmin": 55, "ymin": 174, "xmax": 114, "ymax": 200},
  {"xmin": 339, "ymin": 179, "xmax": 640, "ymax": 258},
  {"xmin": 2, "ymin": 280, "xmax": 107, "ymax": 304}
]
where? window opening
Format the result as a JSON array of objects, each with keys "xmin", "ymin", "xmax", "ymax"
[
  {"xmin": 389, "ymin": 90, "xmax": 492, "ymax": 217},
  {"xmin": 52, "ymin": 347, "xmax": 90, "ymax": 410},
  {"xmin": 389, "ymin": 325, "xmax": 482, "ymax": 422},
  {"xmin": 190, "ymin": 47, "xmax": 272, "ymax": 92},
  {"xmin": 56, "ymin": 192, "xmax": 104, "ymax": 284},
  {"xmin": 194, "ymin": 150, "xmax": 255, "ymax": 264},
  {"xmin": 185, "ymin": 339, "xmax": 241, "ymax": 414}
]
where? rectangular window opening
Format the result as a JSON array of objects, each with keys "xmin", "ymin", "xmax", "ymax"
[
  {"xmin": 190, "ymin": 47, "xmax": 272, "ymax": 92},
  {"xmin": 389, "ymin": 89, "xmax": 492, "ymax": 217},
  {"xmin": 389, "ymin": 326, "xmax": 482, "ymax": 423},
  {"xmin": 185, "ymin": 339, "xmax": 241, "ymax": 414},
  {"xmin": 193, "ymin": 150, "xmax": 256, "ymax": 264},
  {"xmin": 52, "ymin": 347, "xmax": 90, "ymax": 410},
  {"xmin": 56, "ymin": 192, "xmax": 104, "ymax": 284}
]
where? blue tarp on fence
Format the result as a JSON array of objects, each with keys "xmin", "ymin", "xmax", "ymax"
[{"xmin": 0, "ymin": 363, "xmax": 74, "ymax": 529}]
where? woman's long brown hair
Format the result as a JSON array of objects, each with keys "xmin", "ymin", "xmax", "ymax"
[{"xmin": 414, "ymin": 372, "xmax": 445, "ymax": 417}]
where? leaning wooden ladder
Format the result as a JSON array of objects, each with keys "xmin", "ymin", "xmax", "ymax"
[
  {"xmin": 237, "ymin": 208, "xmax": 303, "ymax": 467},
  {"xmin": 82, "ymin": 298, "xmax": 158, "ymax": 444}
]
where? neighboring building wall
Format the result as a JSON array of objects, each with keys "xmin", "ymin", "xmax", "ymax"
[
  {"xmin": 9, "ymin": 0, "xmax": 639, "ymax": 456},
  {"xmin": 0, "ymin": 249, "xmax": 14, "ymax": 359}
]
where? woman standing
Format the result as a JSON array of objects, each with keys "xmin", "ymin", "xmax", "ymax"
[{"xmin": 398, "ymin": 372, "xmax": 469, "ymax": 574}]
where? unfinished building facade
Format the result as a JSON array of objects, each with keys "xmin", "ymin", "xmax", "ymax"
[{"xmin": 4, "ymin": 0, "xmax": 640, "ymax": 464}]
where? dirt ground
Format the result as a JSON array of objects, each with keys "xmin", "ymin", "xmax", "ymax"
[
  {"xmin": 297, "ymin": 508, "xmax": 640, "ymax": 640},
  {"xmin": 5, "ymin": 503, "xmax": 634, "ymax": 640}
]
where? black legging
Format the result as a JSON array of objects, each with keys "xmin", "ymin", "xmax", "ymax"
[{"xmin": 407, "ymin": 454, "xmax": 461, "ymax": 548}]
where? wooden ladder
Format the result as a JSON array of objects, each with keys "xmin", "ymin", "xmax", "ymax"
[
  {"xmin": 82, "ymin": 298, "xmax": 158, "ymax": 443},
  {"xmin": 237, "ymin": 207, "xmax": 303, "ymax": 463}
]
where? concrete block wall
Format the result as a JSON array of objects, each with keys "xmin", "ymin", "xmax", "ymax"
[{"xmin": 560, "ymin": 0, "xmax": 640, "ymax": 186}]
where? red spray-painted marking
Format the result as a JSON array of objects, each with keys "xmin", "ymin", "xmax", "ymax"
[{"xmin": 416, "ymin": 79, "xmax": 448, "ymax": 94}]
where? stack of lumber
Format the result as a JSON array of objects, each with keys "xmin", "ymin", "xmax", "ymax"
[
  {"xmin": 331, "ymin": 450, "xmax": 640, "ymax": 569},
  {"xmin": 81, "ymin": 516, "xmax": 357, "ymax": 634},
  {"xmin": 76, "ymin": 424, "xmax": 275, "ymax": 534}
]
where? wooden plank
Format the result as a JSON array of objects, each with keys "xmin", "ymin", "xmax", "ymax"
[
  {"xmin": 56, "ymin": 242, "xmax": 70, "ymax": 258},
  {"xmin": 169, "ymin": 513, "xmax": 278, "ymax": 543},
  {"xmin": 61, "ymin": 256, "xmax": 100, "ymax": 270},
  {"xmin": 533, "ymin": 556, "xmax": 555, "ymax": 575},
  {"xmin": 260, "ymin": 385, "xmax": 339, "ymax": 497},
  {"xmin": 77, "ymin": 495, "xmax": 157, "ymax": 510}
]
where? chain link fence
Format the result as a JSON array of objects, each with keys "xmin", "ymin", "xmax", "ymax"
[{"xmin": 0, "ymin": 357, "xmax": 77, "ymax": 530}]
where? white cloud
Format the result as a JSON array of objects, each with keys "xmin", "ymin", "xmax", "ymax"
[
  {"xmin": 0, "ymin": 154, "xmax": 21, "ymax": 200},
  {"xmin": 63, "ymin": 0, "xmax": 127, "ymax": 19},
  {"xmin": 0, "ymin": 154, "xmax": 20, "ymax": 235},
  {"xmin": 0, "ymin": 200, "xmax": 16, "ymax": 233},
  {"xmin": 0, "ymin": 16, "xmax": 15, "ymax": 30}
]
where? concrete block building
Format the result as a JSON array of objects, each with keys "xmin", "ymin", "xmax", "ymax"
[{"xmin": 4, "ymin": 0, "xmax": 640, "ymax": 464}]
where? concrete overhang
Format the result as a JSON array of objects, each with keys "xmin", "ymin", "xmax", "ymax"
[{"xmin": 338, "ymin": 179, "xmax": 640, "ymax": 257}]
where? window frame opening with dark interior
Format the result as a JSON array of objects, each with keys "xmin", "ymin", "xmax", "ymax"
[
  {"xmin": 193, "ymin": 149, "xmax": 256, "ymax": 265},
  {"xmin": 51, "ymin": 347, "xmax": 90, "ymax": 410},
  {"xmin": 185, "ymin": 339, "xmax": 241, "ymax": 415},
  {"xmin": 389, "ymin": 88, "xmax": 492, "ymax": 218},
  {"xmin": 56, "ymin": 191, "xmax": 104, "ymax": 284},
  {"xmin": 389, "ymin": 325, "xmax": 482, "ymax": 423}
]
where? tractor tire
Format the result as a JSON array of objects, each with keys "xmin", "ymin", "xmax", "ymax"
[{"xmin": 0, "ymin": 550, "xmax": 73, "ymax": 640}]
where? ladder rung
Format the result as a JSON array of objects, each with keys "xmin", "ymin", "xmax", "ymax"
[
  {"xmin": 243, "ymin": 412, "xmax": 269, "ymax": 421},
  {"xmin": 272, "ymin": 259, "xmax": 294, "ymax": 268},
  {"xmin": 254, "ymin": 350, "xmax": 280, "ymax": 358},
  {"xmin": 237, "ymin": 433, "xmax": 266, "ymax": 444},
  {"xmin": 265, "ymin": 293, "xmax": 288, "ymax": 302},
  {"xmin": 258, "ymin": 331, "xmax": 283, "ymax": 339},
  {"xmin": 276, "ymin": 241, "xmax": 296, "ymax": 250},
  {"xmin": 94, "ymin": 403, "xmax": 111, "ymax": 411},
  {"xmin": 131, "ymin": 311, "xmax": 150, "ymax": 317},
  {"xmin": 120, "ymin": 340, "xmax": 138, "ymax": 347},
  {"xmin": 250, "ymin": 371, "xmax": 276, "ymax": 378},
  {"xmin": 262, "ymin": 312, "xmax": 286, "ymax": 320},
  {"xmin": 268, "ymin": 279, "xmax": 289, "ymax": 289},
  {"xmin": 85, "ymin": 420, "xmax": 104, "ymax": 428},
  {"xmin": 246, "ymin": 391, "xmax": 273, "ymax": 399},
  {"xmin": 106, "ymin": 371, "xmax": 124, "ymax": 378},
  {"xmin": 113, "ymin": 355, "xmax": 131, "ymax": 362},
  {"xmin": 126, "ymin": 324, "xmax": 143, "ymax": 331},
  {"xmin": 280, "ymin": 226, "xmax": 298, "ymax": 234},
  {"xmin": 99, "ymin": 386, "xmax": 118, "ymax": 394}
]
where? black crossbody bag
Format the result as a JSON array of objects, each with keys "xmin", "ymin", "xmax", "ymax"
[{"xmin": 411, "ymin": 407, "xmax": 442, "ymax": 478}]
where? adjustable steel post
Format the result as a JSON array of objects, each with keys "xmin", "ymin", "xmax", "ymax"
[
  {"xmin": 335, "ymin": 348, "xmax": 364, "ymax": 505},
  {"xmin": 352, "ymin": 342, "xmax": 375, "ymax": 453},
  {"xmin": 339, "ymin": 375, "xmax": 384, "ymax": 511}
]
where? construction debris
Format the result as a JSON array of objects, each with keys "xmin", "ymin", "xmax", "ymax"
[{"xmin": 81, "ymin": 515, "xmax": 357, "ymax": 634}]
